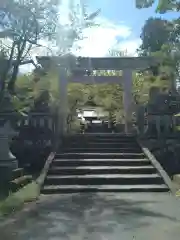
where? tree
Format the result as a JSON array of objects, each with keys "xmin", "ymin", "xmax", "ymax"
[
  {"xmin": 0, "ymin": 0, "xmax": 58, "ymax": 99},
  {"xmin": 137, "ymin": 15, "xmax": 180, "ymax": 91},
  {"xmin": 136, "ymin": 0, "xmax": 180, "ymax": 13},
  {"xmin": 136, "ymin": 0, "xmax": 180, "ymax": 65},
  {"xmin": 0, "ymin": 0, "xmax": 100, "ymax": 115},
  {"xmin": 139, "ymin": 17, "xmax": 172, "ymax": 55},
  {"xmin": 57, "ymin": 0, "xmax": 100, "ymax": 55}
]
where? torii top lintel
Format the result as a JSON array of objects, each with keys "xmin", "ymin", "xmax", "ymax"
[
  {"xmin": 36, "ymin": 55, "xmax": 160, "ymax": 71},
  {"xmin": 75, "ymin": 56, "xmax": 159, "ymax": 70}
]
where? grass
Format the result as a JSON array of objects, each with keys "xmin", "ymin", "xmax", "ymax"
[
  {"xmin": 0, "ymin": 181, "xmax": 40, "ymax": 217},
  {"xmin": 176, "ymin": 190, "xmax": 180, "ymax": 197}
]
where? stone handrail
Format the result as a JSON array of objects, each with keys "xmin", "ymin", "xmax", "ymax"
[
  {"xmin": 36, "ymin": 137, "xmax": 60, "ymax": 190},
  {"xmin": 141, "ymin": 146, "xmax": 175, "ymax": 194},
  {"xmin": 138, "ymin": 140, "xmax": 175, "ymax": 194},
  {"xmin": 36, "ymin": 151, "xmax": 56, "ymax": 191}
]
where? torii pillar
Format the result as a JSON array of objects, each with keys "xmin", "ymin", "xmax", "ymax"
[
  {"xmin": 122, "ymin": 69, "xmax": 133, "ymax": 133},
  {"xmin": 58, "ymin": 65, "xmax": 68, "ymax": 135}
]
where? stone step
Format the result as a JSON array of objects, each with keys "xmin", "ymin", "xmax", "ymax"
[
  {"xmin": 66, "ymin": 133, "xmax": 135, "ymax": 136},
  {"xmin": 49, "ymin": 166, "xmax": 156, "ymax": 175},
  {"xmin": 52, "ymin": 158, "xmax": 151, "ymax": 167},
  {"xmin": 64, "ymin": 136, "xmax": 136, "ymax": 140},
  {"xmin": 65, "ymin": 133, "xmax": 135, "ymax": 136},
  {"xmin": 42, "ymin": 184, "xmax": 169, "ymax": 194},
  {"xmin": 64, "ymin": 142, "xmax": 139, "ymax": 147},
  {"xmin": 62, "ymin": 148, "xmax": 142, "ymax": 153},
  {"xmin": 42, "ymin": 134, "xmax": 170, "ymax": 194},
  {"xmin": 55, "ymin": 153, "xmax": 146, "ymax": 159},
  {"xmin": 45, "ymin": 174, "xmax": 163, "ymax": 185},
  {"xmin": 64, "ymin": 138, "xmax": 137, "ymax": 143},
  {"xmin": 12, "ymin": 168, "xmax": 24, "ymax": 180},
  {"xmin": 64, "ymin": 134, "xmax": 136, "ymax": 139}
]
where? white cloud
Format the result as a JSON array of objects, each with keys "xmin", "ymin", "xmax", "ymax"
[
  {"xmin": 57, "ymin": 1, "xmax": 134, "ymax": 57},
  {"xmin": 72, "ymin": 17, "xmax": 140, "ymax": 57},
  {"xmin": 96, "ymin": 17, "xmax": 132, "ymax": 38}
]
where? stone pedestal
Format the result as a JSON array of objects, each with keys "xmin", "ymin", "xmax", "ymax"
[{"xmin": 0, "ymin": 121, "xmax": 18, "ymax": 169}]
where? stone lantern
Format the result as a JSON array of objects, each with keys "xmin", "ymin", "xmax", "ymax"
[{"xmin": 0, "ymin": 92, "xmax": 26, "ymax": 170}]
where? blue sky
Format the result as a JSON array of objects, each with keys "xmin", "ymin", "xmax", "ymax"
[
  {"xmin": 89, "ymin": 0, "xmax": 180, "ymax": 38},
  {"xmin": 70, "ymin": 0, "xmax": 179, "ymax": 57}
]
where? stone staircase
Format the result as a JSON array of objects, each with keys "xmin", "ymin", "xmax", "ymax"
[{"xmin": 41, "ymin": 134, "xmax": 169, "ymax": 194}]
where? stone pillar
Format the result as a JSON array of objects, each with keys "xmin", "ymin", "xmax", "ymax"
[
  {"xmin": 155, "ymin": 115, "xmax": 161, "ymax": 138},
  {"xmin": 47, "ymin": 118, "xmax": 51, "ymax": 130},
  {"xmin": 136, "ymin": 105, "xmax": 145, "ymax": 136},
  {"xmin": 0, "ymin": 121, "xmax": 18, "ymax": 169},
  {"xmin": 39, "ymin": 117, "xmax": 43, "ymax": 127},
  {"xmin": 162, "ymin": 115, "xmax": 170, "ymax": 135},
  {"xmin": 172, "ymin": 115, "xmax": 176, "ymax": 133},
  {"xmin": 58, "ymin": 66, "xmax": 68, "ymax": 135},
  {"xmin": 122, "ymin": 69, "xmax": 133, "ymax": 134}
]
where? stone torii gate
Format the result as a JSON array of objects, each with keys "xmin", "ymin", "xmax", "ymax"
[{"xmin": 37, "ymin": 55, "xmax": 159, "ymax": 135}]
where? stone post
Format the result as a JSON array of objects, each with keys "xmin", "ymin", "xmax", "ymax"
[{"xmin": 122, "ymin": 69, "xmax": 133, "ymax": 134}]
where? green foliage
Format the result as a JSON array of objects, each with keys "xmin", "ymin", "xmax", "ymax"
[
  {"xmin": 136, "ymin": 0, "xmax": 180, "ymax": 12},
  {"xmin": 136, "ymin": 0, "xmax": 154, "ymax": 9},
  {"xmin": 0, "ymin": 0, "xmax": 59, "ymax": 96},
  {"xmin": 137, "ymin": 11, "xmax": 180, "ymax": 92},
  {"xmin": 132, "ymin": 72, "xmax": 159, "ymax": 104},
  {"xmin": 94, "ymin": 84, "xmax": 123, "ymax": 112},
  {"xmin": 0, "ymin": 0, "xmax": 58, "ymax": 41},
  {"xmin": 136, "ymin": 1, "xmax": 180, "ymax": 73},
  {"xmin": 139, "ymin": 18, "xmax": 172, "ymax": 55},
  {"xmin": 14, "ymin": 74, "xmax": 35, "ymax": 110}
]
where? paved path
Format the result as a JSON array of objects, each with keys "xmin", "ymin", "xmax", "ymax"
[{"xmin": 1, "ymin": 193, "xmax": 180, "ymax": 240}]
